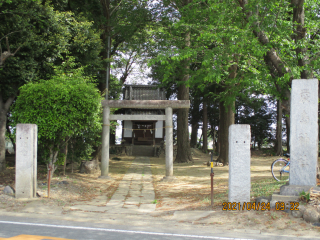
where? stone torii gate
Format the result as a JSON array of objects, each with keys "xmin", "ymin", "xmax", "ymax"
[{"xmin": 100, "ymin": 100, "xmax": 190, "ymax": 179}]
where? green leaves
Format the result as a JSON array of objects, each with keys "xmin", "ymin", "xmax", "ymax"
[{"xmin": 11, "ymin": 68, "xmax": 102, "ymax": 163}]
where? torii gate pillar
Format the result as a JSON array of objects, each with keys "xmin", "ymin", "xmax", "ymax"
[
  {"xmin": 165, "ymin": 107, "xmax": 173, "ymax": 177},
  {"xmin": 100, "ymin": 106, "xmax": 110, "ymax": 178}
]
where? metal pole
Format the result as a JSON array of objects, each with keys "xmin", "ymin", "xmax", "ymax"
[
  {"xmin": 210, "ymin": 152, "xmax": 214, "ymax": 206},
  {"xmin": 48, "ymin": 164, "xmax": 52, "ymax": 198}
]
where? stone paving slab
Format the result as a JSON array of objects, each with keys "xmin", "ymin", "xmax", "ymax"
[
  {"xmin": 104, "ymin": 156, "xmax": 156, "ymax": 213},
  {"xmin": 47, "ymin": 157, "xmax": 156, "ymax": 215},
  {"xmin": 139, "ymin": 204, "xmax": 156, "ymax": 212},
  {"xmin": 106, "ymin": 201, "xmax": 123, "ymax": 208},
  {"xmin": 141, "ymin": 195, "xmax": 155, "ymax": 200},
  {"xmin": 110, "ymin": 194, "xmax": 126, "ymax": 201}
]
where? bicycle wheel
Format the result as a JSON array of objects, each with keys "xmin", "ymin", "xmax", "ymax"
[{"xmin": 271, "ymin": 159, "xmax": 289, "ymax": 181}]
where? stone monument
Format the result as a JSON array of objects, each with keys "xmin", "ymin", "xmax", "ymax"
[
  {"xmin": 15, "ymin": 124, "xmax": 38, "ymax": 199},
  {"xmin": 228, "ymin": 124, "xmax": 251, "ymax": 203},
  {"xmin": 288, "ymin": 79, "xmax": 319, "ymax": 187}
]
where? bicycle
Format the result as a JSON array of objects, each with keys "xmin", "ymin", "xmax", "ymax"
[{"xmin": 271, "ymin": 153, "xmax": 290, "ymax": 181}]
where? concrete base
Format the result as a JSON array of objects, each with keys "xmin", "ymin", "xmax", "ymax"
[
  {"xmin": 280, "ymin": 185, "xmax": 317, "ymax": 196},
  {"xmin": 271, "ymin": 194, "xmax": 299, "ymax": 202},
  {"xmin": 98, "ymin": 176, "xmax": 113, "ymax": 180},
  {"xmin": 160, "ymin": 176, "xmax": 177, "ymax": 182}
]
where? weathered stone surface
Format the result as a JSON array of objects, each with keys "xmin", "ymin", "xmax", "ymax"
[
  {"xmin": 290, "ymin": 79, "xmax": 318, "ymax": 186},
  {"xmin": 160, "ymin": 176, "xmax": 177, "ymax": 182},
  {"xmin": 280, "ymin": 185, "xmax": 313, "ymax": 196},
  {"xmin": 270, "ymin": 200, "xmax": 277, "ymax": 209},
  {"xmin": 292, "ymin": 209, "xmax": 303, "ymax": 218},
  {"xmin": 110, "ymin": 114, "xmax": 166, "ymax": 121},
  {"xmin": 303, "ymin": 208, "xmax": 320, "ymax": 223},
  {"xmin": 255, "ymin": 196, "xmax": 269, "ymax": 204},
  {"xmin": 299, "ymin": 204, "xmax": 307, "ymax": 214},
  {"xmin": 228, "ymin": 124, "xmax": 251, "ymax": 203},
  {"xmin": 15, "ymin": 124, "xmax": 37, "ymax": 199},
  {"xmin": 102, "ymin": 100, "xmax": 190, "ymax": 109},
  {"xmin": 3, "ymin": 186, "xmax": 15, "ymax": 195},
  {"xmin": 255, "ymin": 196, "xmax": 271, "ymax": 204},
  {"xmin": 165, "ymin": 107, "xmax": 173, "ymax": 177},
  {"xmin": 101, "ymin": 106, "xmax": 110, "ymax": 177},
  {"xmin": 80, "ymin": 159, "xmax": 100, "ymax": 174},
  {"xmin": 315, "ymin": 205, "xmax": 320, "ymax": 213}
]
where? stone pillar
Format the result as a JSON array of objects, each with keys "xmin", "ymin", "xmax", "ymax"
[
  {"xmin": 165, "ymin": 107, "xmax": 173, "ymax": 177},
  {"xmin": 228, "ymin": 124, "xmax": 251, "ymax": 203},
  {"xmin": 289, "ymin": 79, "xmax": 318, "ymax": 186},
  {"xmin": 15, "ymin": 124, "xmax": 37, "ymax": 199},
  {"xmin": 100, "ymin": 106, "xmax": 110, "ymax": 178}
]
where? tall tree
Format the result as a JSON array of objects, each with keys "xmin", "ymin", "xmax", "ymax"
[
  {"xmin": 0, "ymin": 0, "xmax": 102, "ymax": 171},
  {"xmin": 238, "ymin": 0, "xmax": 320, "ymax": 149}
]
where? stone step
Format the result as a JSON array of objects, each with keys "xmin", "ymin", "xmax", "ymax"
[
  {"xmin": 271, "ymin": 194, "xmax": 300, "ymax": 202},
  {"xmin": 132, "ymin": 146, "xmax": 154, "ymax": 157}
]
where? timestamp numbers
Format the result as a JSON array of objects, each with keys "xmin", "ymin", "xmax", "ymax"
[
  {"xmin": 275, "ymin": 202, "xmax": 299, "ymax": 211},
  {"xmin": 222, "ymin": 202, "xmax": 270, "ymax": 211}
]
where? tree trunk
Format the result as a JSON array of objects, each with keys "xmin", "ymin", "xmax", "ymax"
[
  {"xmin": 175, "ymin": 107, "xmax": 193, "ymax": 162},
  {"xmin": 292, "ymin": 0, "xmax": 313, "ymax": 79},
  {"xmin": 91, "ymin": 145, "xmax": 102, "ymax": 161},
  {"xmin": 202, "ymin": 101, "xmax": 208, "ymax": 153},
  {"xmin": 274, "ymin": 99, "xmax": 283, "ymax": 156},
  {"xmin": 190, "ymin": 122, "xmax": 198, "ymax": 148},
  {"xmin": 239, "ymin": 1, "xmax": 293, "ymax": 144},
  {"xmin": 217, "ymin": 101, "xmax": 235, "ymax": 165},
  {"xmin": 63, "ymin": 140, "xmax": 69, "ymax": 176},
  {"xmin": 175, "ymin": 14, "xmax": 192, "ymax": 163},
  {"xmin": 198, "ymin": 133, "xmax": 203, "ymax": 148},
  {"xmin": 175, "ymin": 79, "xmax": 193, "ymax": 162},
  {"xmin": 6, "ymin": 123, "xmax": 15, "ymax": 153},
  {"xmin": 48, "ymin": 147, "xmax": 59, "ymax": 179},
  {"xmin": 71, "ymin": 140, "xmax": 74, "ymax": 173},
  {"xmin": 0, "ymin": 94, "xmax": 15, "ymax": 172},
  {"xmin": 0, "ymin": 111, "xmax": 6, "ymax": 172}
]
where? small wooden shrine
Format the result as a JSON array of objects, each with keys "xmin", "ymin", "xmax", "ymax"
[{"xmin": 121, "ymin": 85, "xmax": 166, "ymax": 146}]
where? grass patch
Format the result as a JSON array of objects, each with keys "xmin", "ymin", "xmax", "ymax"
[
  {"xmin": 251, "ymin": 179, "xmax": 285, "ymax": 197},
  {"xmin": 202, "ymin": 197, "xmax": 211, "ymax": 203}
]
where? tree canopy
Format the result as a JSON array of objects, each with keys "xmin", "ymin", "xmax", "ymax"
[{"xmin": 11, "ymin": 67, "xmax": 102, "ymax": 175}]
